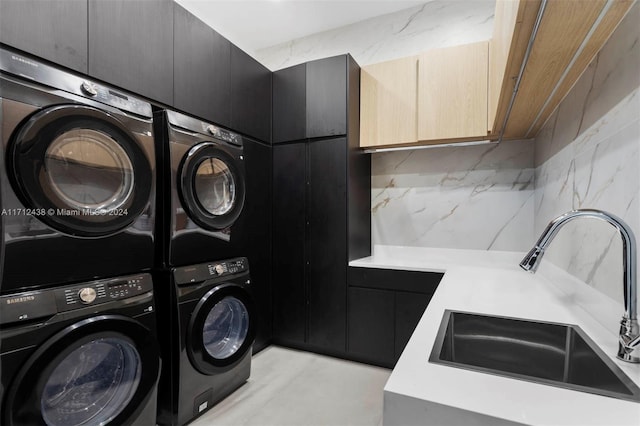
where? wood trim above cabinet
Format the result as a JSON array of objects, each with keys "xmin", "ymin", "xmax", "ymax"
[
  {"xmin": 418, "ymin": 41, "xmax": 489, "ymax": 142},
  {"xmin": 360, "ymin": 56, "xmax": 418, "ymax": 148},
  {"xmin": 503, "ymin": 0, "xmax": 634, "ymax": 139}
]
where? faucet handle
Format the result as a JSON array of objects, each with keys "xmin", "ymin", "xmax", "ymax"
[{"xmin": 618, "ymin": 318, "xmax": 640, "ymax": 363}]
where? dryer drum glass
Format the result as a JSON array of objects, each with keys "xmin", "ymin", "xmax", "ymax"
[
  {"xmin": 40, "ymin": 337, "xmax": 141, "ymax": 426},
  {"xmin": 44, "ymin": 128, "xmax": 135, "ymax": 213},
  {"xmin": 194, "ymin": 158, "xmax": 236, "ymax": 216},
  {"xmin": 203, "ymin": 296, "xmax": 249, "ymax": 359}
]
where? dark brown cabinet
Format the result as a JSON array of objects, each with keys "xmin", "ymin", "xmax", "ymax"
[
  {"xmin": 347, "ymin": 267, "xmax": 443, "ymax": 367},
  {"xmin": 272, "ymin": 55, "xmax": 369, "ymax": 356},
  {"xmin": 243, "ymin": 139, "xmax": 273, "ymax": 352},
  {"xmin": 231, "ymin": 46, "xmax": 272, "ymax": 142},
  {"xmin": 88, "ymin": 0, "xmax": 174, "ymax": 104},
  {"xmin": 173, "ymin": 4, "xmax": 230, "ymax": 127},
  {"xmin": 0, "ymin": 0, "xmax": 88, "ymax": 73},
  {"xmin": 273, "ymin": 55, "xmax": 349, "ymax": 144}
]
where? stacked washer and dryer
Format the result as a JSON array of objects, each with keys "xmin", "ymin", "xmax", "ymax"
[
  {"xmin": 153, "ymin": 110, "xmax": 257, "ymax": 426},
  {"xmin": 0, "ymin": 48, "xmax": 161, "ymax": 425}
]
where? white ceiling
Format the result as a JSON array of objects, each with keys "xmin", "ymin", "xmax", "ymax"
[{"xmin": 175, "ymin": 0, "xmax": 427, "ymax": 54}]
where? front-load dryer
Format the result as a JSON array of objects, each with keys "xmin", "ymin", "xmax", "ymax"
[
  {"xmin": 155, "ymin": 257, "xmax": 255, "ymax": 425},
  {"xmin": 0, "ymin": 273, "xmax": 161, "ymax": 426},
  {"xmin": 155, "ymin": 110, "xmax": 246, "ymax": 267},
  {"xmin": 0, "ymin": 47, "xmax": 156, "ymax": 293}
]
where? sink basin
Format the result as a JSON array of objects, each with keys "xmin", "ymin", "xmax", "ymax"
[{"xmin": 429, "ymin": 310, "xmax": 640, "ymax": 402}]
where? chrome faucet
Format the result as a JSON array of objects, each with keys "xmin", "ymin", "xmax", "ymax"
[{"xmin": 520, "ymin": 209, "xmax": 640, "ymax": 363}]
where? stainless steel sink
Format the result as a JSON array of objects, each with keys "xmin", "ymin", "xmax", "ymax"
[{"xmin": 429, "ymin": 310, "xmax": 640, "ymax": 402}]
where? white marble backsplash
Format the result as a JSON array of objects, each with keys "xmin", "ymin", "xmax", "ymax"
[
  {"xmin": 372, "ymin": 140, "xmax": 535, "ymax": 251},
  {"xmin": 533, "ymin": 2, "xmax": 640, "ymax": 306},
  {"xmin": 255, "ymin": 0, "xmax": 495, "ymax": 70}
]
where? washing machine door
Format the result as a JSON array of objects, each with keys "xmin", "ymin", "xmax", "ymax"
[
  {"xmin": 188, "ymin": 284, "xmax": 255, "ymax": 374},
  {"xmin": 8, "ymin": 104, "xmax": 152, "ymax": 237},
  {"xmin": 4, "ymin": 315, "xmax": 160, "ymax": 426},
  {"xmin": 178, "ymin": 142, "xmax": 245, "ymax": 231}
]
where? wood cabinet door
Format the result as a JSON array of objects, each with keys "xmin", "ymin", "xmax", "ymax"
[
  {"xmin": 273, "ymin": 64, "xmax": 306, "ymax": 144},
  {"xmin": 272, "ymin": 143, "xmax": 306, "ymax": 345},
  {"xmin": 348, "ymin": 287, "xmax": 395, "ymax": 367},
  {"xmin": 360, "ymin": 56, "xmax": 419, "ymax": 148},
  {"xmin": 307, "ymin": 138, "xmax": 347, "ymax": 352},
  {"xmin": 173, "ymin": 4, "xmax": 230, "ymax": 126},
  {"xmin": 230, "ymin": 45, "xmax": 272, "ymax": 142},
  {"xmin": 0, "ymin": 0, "xmax": 88, "ymax": 73},
  {"xmin": 88, "ymin": 0, "xmax": 174, "ymax": 104},
  {"xmin": 418, "ymin": 41, "xmax": 489, "ymax": 141},
  {"xmin": 306, "ymin": 55, "xmax": 347, "ymax": 139}
]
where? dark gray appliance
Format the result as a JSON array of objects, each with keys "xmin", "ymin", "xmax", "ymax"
[
  {"xmin": 0, "ymin": 273, "xmax": 161, "ymax": 425},
  {"xmin": 0, "ymin": 47, "xmax": 156, "ymax": 293},
  {"xmin": 155, "ymin": 257, "xmax": 255, "ymax": 425},
  {"xmin": 155, "ymin": 110, "xmax": 246, "ymax": 267}
]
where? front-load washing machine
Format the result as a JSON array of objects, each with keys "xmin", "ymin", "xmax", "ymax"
[
  {"xmin": 0, "ymin": 273, "xmax": 161, "ymax": 425},
  {"xmin": 155, "ymin": 257, "xmax": 255, "ymax": 425},
  {"xmin": 155, "ymin": 110, "xmax": 246, "ymax": 267},
  {"xmin": 0, "ymin": 47, "xmax": 156, "ymax": 293}
]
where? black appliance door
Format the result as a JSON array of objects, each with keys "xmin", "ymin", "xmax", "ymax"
[
  {"xmin": 188, "ymin": 284, "xmax": 255, "ymax": 374},
  {"xmin": 8, "ymin": 104, "xmax": 152, "ymax": 237},
  {"xmin": 178, "ymin": 142, "xmax": 245, "ymax": 230},
  {"xmin": 4, "ymin": 315, "xmax": 160, "ymax": 426}
]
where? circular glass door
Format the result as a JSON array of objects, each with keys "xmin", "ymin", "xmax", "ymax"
[
  {"xmin": 179, "ymin": 142, "xmax": 245, "ymax": 231},
  {"xmin": 4, "ymin": 316, "xmax": 160, "ymax": 426},
  {"xmin": 41, "ymin": 337, "xmax": 141, "ymax": 426},
  {"xmin": 188, "ymin": 284, "xmax": 255, "ymax": 374},
  {"xmin": 202, "ymin": 296, "xmax": 250, "ymax": 360},
  {"xmin": 9, "ymin": 105, "xmax": 152, "ymax": 237}
]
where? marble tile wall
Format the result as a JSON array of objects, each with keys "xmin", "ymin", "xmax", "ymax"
[
  {"xmin": 371, "ymin": 140, "xmax": 535, "ymax": 251},
  {"xmin": 255, "ymin": 0, "xmax": 495, "ymax": 70},
  {"xmin": 533, "ymin": 3, "xmax": 640, "ymax": 306}
]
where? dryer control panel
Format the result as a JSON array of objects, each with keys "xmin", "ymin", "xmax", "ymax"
[
  {"xmin": 174, "ymin": 257, "xmax": 249, "ymax": 285},
  {"xmin": 55, "ymin": 274, "xmax": 152, "ymax": 312},
  {"xmin": 0, "ymin": 274, "xmax": 153, "ymax": 324}
]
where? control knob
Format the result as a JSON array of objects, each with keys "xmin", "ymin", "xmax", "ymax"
[
  {"xmin": 78, "ymin": 287, "xmax": 97, "ymax": 304},
  {"xmin": 81, "ymin": 80, "xmax": 98, "ymax": 96},
  {"xmin": 214, "ymin": 264, "xmax": 225, "ymax": 275}
]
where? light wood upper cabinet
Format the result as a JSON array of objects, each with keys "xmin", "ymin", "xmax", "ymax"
[
  {"xmin": 360, "ymin": 56, "xmax": 418, "ymax": 148},
  {"xmin": 359, "ymin": 0, "xmax": 633, "ymax": 149},
  {"xmin": 418, "ymin": 41, "xmax": 488, "ymax": 142}
]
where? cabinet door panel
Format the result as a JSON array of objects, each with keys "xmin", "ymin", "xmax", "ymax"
[
  {"xmin": 395, "ymin": 292, "xmax": 433, "ymax": 361},
  {"xmin": 174, "ymin": 4, "xmax": 230, "ymax": 126},
  {"xmin": 418, "ymin": 41, "xmax": 488, "ymax": 141},
  {"xmin": 306, "ymin": 56, "xmax": 347, "ymax": 138},
  {"xmin": 0, "ymin": 0, "xmax": 88, "ymax": 73},
  {"xmin": 243, "ymin": 139, "xmax": 272, "ymax": 352},
  {"xmin": 348, "ymin": 287, "xmax": 395, "ymax": 366},
  {"xmin": 360, "ymin": 56, "xmax": 418, "ymax": 147},
  {"xmin": 272, "ymin": 143, "xmax": 306, "ymax": 344},
  {"xmin": 230, "ymin": 45, "xmax": 271, "ymax": 142},
  {"xmin": 307, "ymin": 138, "xmax": 347, "ymax": 351},
  {"xmin": 88, "ymin": 0, "xmax": 173, "ymax": 104},
  {"xmin": 273, "ymin": 64, "xmax": 306, "ymax": 143}
]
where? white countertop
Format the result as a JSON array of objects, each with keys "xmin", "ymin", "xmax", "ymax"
[{"xmin": 349, "ymin": 245, "xmax": 640, "ymax": 426}]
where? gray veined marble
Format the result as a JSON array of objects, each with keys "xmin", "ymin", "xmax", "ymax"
[
  {"xmin": 371, "ymin": 140, "xmax": 535, "ymax": 252},
  {"xmin": 255, "ymin": 0, "xmax": 495, "ymax": 70}
]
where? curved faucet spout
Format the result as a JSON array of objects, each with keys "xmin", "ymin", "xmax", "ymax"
[{"xmin": 519, "ymin": 209, "xmax": 638, "ymax": 362}]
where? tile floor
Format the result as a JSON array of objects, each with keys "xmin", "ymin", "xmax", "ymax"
[{"xmin": 190, "ymin": 346, "xmax": 391, "ymax": 426}]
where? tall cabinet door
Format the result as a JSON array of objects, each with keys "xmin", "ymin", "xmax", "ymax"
[
  {"xmin": 272, "ymin": 143, "xmax": 307, "ymax": 345},
  {"xmin": 88, "ymin": 0, "xmax": 174, "ymax": 104},
  {"xmin": 307, "ymin": 138, "xmax": 347, "ymax": 351},
  {"xmin": 0, "ymin": 0, "xmax": 88, "ymax": 73},
  {"xmin": 173, "ymin": 4, "xmax": 230, "ymax": 127},
  {"xmin": 230, "ymin": 45, "xmax": 272, "ymax": 142}
]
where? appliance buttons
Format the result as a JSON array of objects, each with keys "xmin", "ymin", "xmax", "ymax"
[
  {"xmin": 81, "ymin": 80, "xmax": 98, "ymax": 96},
  {"xmin": 78, "ymin": 287, "xmax": 97, "ymax": 304},
  {"xmin": 214, "ymin": 264, "xmax": 225, "ymax": 275}
]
